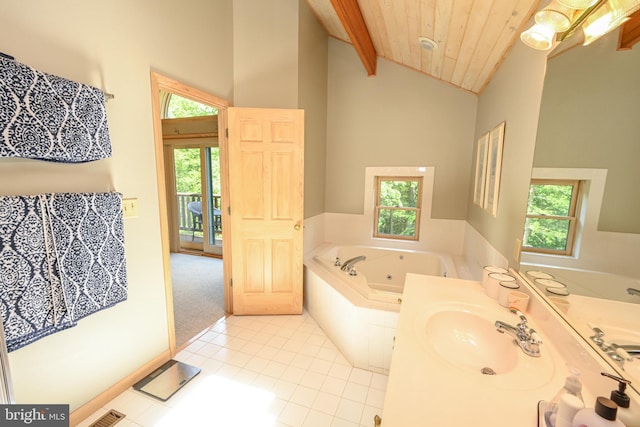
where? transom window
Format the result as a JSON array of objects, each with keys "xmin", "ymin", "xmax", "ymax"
[
  {"xmin": 523, "ymin": 179, "xmax": 582, "ymax": 255},
  {"xmin": 374, "ymin": 177, "xmax": 423, "ymax": 241},
  {"xmin": 166, "ymin": 94, "xmax": 218, "ymax": 118}
]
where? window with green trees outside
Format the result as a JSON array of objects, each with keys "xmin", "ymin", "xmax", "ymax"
[
  {"xmin": 167, "ymin": 94, "xmax": 218, "ymax": 118},
  {"xmin": 523, "ymin": 179, "xmax": 581, "ymax": 255},
  {"xmin": 374, "ymin": 177, "xmax": 423, "ymax": 241}
]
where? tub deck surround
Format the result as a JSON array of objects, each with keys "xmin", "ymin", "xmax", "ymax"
[
  {"xmin": 304, "ymin": 266, "xmax": 399, "ymax": 375},
  {"xmin": 304, "ymin": 244, "xmax": 460, "ymax": 374},
  {"xmin": 311, "ymin": 244, "xmax": 458, "ymax": 303},
  {"xmin": 382, "ymin": 274, "xmax": 570, "ymax": 426}
]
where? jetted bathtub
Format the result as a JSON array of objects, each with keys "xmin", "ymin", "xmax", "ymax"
[
  {"xmin": 311, "ymin": 244, "xmax": 458, "ymax": 304},
  {"xmin": 303, "ymin": 244, "xmax": 459, "ymax": 373}
]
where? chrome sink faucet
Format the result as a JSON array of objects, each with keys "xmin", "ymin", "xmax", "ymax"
[
  {"xmin": 495, "ymin": 310, "xmax": 542, "ymax": 357},
  {"xmin": 340, "ymin": 255, "xmax": 367, "ymax": 275},
  {"xmin": 588, "ymin": 326, "xmax": 639, "ymax": 367},
  {"xmin": 627, "ymin": 287, "xmax": 640, "ymax": 297}
]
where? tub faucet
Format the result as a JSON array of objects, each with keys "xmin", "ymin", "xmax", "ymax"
[
  {"xmin": 340, "ymin": 255, "xmax": 367, "ymax": 273},
  {"xmin": 617, "ymin": 344, "xmax": 640, "ymax": 358},
  {"xmin": 590, "ymin": 327, "xmax": 605, "ymax": 346},
  {"xmin": 495, "ymin": 310, "xmax": 542, "ymax": 357},
  {"xmin": 627, "ymin": 287, "xmax": 640, "ymax": 297}
]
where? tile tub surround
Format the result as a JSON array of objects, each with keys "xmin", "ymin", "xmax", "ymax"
[
  {"xmin": 304, "ymin": 265, "xmax": 398, "ymax": 375},
  {"xmin": 312, "ymin": 244, "xmax": 459, "ymax": 300},
  {"xmin": 303, "ymin": 243, "xmax": 462, "ymax": 375},
  {"xmin": 302, "ymin": 212, "xmax": 507, "ymax": 283},
  {"xmin": 78, "ymin": 312, "xmax": 388, "ymax": 427}
]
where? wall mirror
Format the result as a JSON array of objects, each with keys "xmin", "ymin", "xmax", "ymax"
[{"xmin": 517, "ymin": 30, "xmax": 640, "ymax": 393}]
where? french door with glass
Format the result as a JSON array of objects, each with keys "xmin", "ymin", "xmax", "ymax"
[{"xmin": 167, "ymin": 143, "xmax": 222, "ymax": 256}]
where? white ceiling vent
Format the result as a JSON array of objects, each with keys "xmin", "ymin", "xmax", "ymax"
[{"xmin": 418, "ymin": 36, "xmax": 438, "ymax": 51}]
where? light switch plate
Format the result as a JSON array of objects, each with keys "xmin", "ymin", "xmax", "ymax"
[{"xmin": 122, "ymin": 198, "xmax": 139, "ymax": 218}]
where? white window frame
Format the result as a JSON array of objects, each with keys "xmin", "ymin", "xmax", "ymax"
[
  {"xmin": 364, "ymin": 167, "xmax": 434, "ymax": 243},
  {"xmin": 523, "ymin": 178, "xmax": 582, "ymax": 256},
  {"xmin": 521, "ymin": 168, "xmax": 607, "ymax": 264}
]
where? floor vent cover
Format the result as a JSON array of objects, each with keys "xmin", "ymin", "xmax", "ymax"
[{"xmin": 88, "ymin": 409, "xmax": 126, "ymax": 427}]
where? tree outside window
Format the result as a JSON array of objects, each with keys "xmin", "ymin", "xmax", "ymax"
[
  {"xmin": 374, "ymin": 177, "xmax": 422, "ymax": 241},
  {"xmin": 523, "ymin": 179, "xmax": 581, "ymax": 255},
  {"xmin": 167, "ymin": 94, "xmax": 218, "ymax": 118},
  {"xmin": 167, "ymin": 95, "xmax": 220, "ymax": 195}
]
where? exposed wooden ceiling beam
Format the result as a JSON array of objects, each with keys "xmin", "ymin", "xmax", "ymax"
[
  {"xmin": 329, "ymin": 0, "xmax": 377, "ymax": 76},
  {"xmin": 618, "ymin": 9, "xmax": 640, "ymax": 50}
]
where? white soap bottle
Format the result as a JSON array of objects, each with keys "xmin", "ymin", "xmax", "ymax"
[
  {"xmin": 571, "ymin": 396, "xmax": 626, "ymax": 427},
  {"xmin": 556, "ymin": 394, "xmax": 585, "ymax": 427},
  {"xmin": 545, "ymin": 367, "xmax": 584, "ymax": 427}
]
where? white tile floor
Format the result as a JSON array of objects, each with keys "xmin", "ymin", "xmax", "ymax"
[{"xmin": 78, "ymin": 311, "xmax": 387, "ymax": 427}]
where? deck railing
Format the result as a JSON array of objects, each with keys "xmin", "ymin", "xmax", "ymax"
[{"xmin": 177, "ymin": 193, "xmax": 221, "ymax": 234}]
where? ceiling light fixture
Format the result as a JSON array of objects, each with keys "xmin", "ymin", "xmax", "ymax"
[
  {"xmin": 418, "ymin": 36, "xmax": 438, "ymax": 51},
  {"xmin": 520, "ymin": 0, "xmax": 640, "ymax": 50},
  {"xmin": 535, "ymin": 2, "xmax": 574, "ymax": 31},
  {"xmin": 521, "ymin": 23, "xmax": 557, "ymax": 50},
  {"xmin": 583, "ymin": 0, "xmax": 640, "ymax": 44}
]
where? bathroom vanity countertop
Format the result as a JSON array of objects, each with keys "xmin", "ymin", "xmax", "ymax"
[{"xmin": 382, "ymin": 274, "xmax": 568, "ymax": 426}]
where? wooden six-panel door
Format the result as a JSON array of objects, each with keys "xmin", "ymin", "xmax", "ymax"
[{"xmin": 228, "ymin": 108, "xmax": 304, "ymax": 315}]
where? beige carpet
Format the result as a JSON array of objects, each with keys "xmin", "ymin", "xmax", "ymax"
[{"xmin": 170, "ymin": 253, "xmax": 226, "ymax": 347}]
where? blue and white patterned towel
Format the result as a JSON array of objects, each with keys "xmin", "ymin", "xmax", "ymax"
[
  {"xmin": 0, "ymin": 195, "xmax": 75, "ymax": 351},
  {"xmin": 0, "ymin": 56, "xmax": 112, "ymax": 163},
  {"xmin": 0, "ymin": 192, "xmax": 127, "ymax": 351}
]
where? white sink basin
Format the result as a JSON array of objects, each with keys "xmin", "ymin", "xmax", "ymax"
[
  {"xmin": 424, "ymin": 310, "xmax": 518, "ymax": 375},
  {"xmin": 413, "ymin": 301, "xmax": 557, "ymax": 390},
  {"xmin": 383, "ymin": 275, "xmax": 568, "ymax": 426}
]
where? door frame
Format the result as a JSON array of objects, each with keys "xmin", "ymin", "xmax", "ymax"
[{"xmin": 150, "ymin": 72, "xmax": 233, "ymax": 354}]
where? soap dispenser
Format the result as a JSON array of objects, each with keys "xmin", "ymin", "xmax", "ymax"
[
  {"xmin": 571, "ymin": 397, "xmax": 626, "ymax": 427},
  {"xmin": 545, "ymin": 366, "xmax": 584, "ymax": 427},
  {"xmin": 601, "ymin": 372, "xmax": 639, "ymax": 427}
]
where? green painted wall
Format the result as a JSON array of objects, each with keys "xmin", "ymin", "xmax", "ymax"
[{"xmin": 534, "ymin": 31, "xmax": 640, "ymax": 234}]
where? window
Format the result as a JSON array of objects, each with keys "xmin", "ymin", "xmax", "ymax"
[
  {"xmin": 522, "ymin": 179, "xmax": 582, "ymax": 255},
  {"xmin": 374, "ymin": 177, "xmax": 422, "ymax": 240},
  {"xmin": 166, "ymin": 94, "xmax": 218, "ymax": 118}
]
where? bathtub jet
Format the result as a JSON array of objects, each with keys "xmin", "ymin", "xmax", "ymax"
[{"xmin": 309, "ymin": 244, "xmax": 459, "ymax": 303}]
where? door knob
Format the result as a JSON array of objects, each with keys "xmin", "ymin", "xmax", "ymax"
[{"xmin": 294, "ymin": 224, "xmax": 301, "ymax": 231}]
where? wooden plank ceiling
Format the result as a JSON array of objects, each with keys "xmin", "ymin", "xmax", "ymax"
[{"xmin": 307, "ymin": 0, "xmax": 542, "ymax": 94}]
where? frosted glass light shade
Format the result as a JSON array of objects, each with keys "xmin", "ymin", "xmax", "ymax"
[
  {"xmin": 520, "ymin": 24, "xmax": 556, "ymax": 50},
  {"xmin": 536, "ymin": 8, "xmax": 572, "ymax": 31},
  {"xmin": 582, "ymin": 0, "xmax": 640, "ymax": 45}
]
